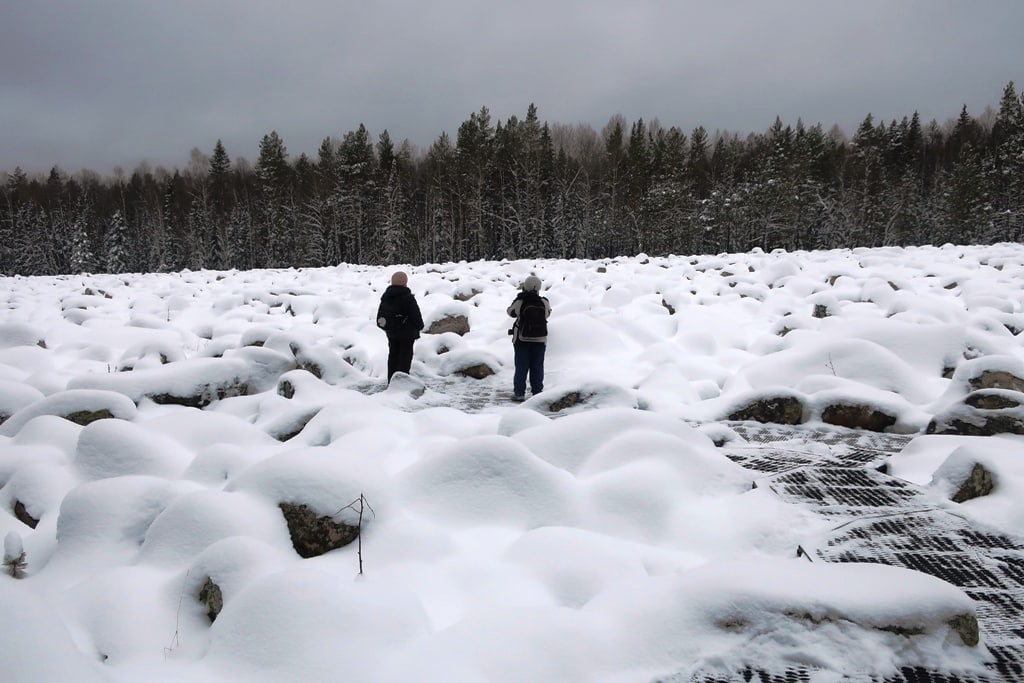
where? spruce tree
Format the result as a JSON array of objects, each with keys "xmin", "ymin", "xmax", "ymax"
[{"xmin": 255, "ymin": 131, "xmax": 291, "ymax": 267}]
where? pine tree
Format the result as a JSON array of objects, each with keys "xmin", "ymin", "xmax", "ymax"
[
  {"xmin": 377, "ymin": 131, "xmax": 413, "ymax": 264},
  {"xmin": 69, "ymin": 195, "xmax": 95, "ymax": 273},
  {"xmin": 255, "ymin": 131, "xmax": 291, "ymax": 267},
  {"xmin": 990, "ymin": 82, "xmax": 1024, "ymax": 240},
  {"xmin": 337, "ymin": 124, "xmax": 377, "ymax": 263},
  {"xmin": 208, "ymin": 140, "xmax": 233, "ymax": 268},
  {"xmin": 454, "ymin": 107, "xmax": 496, "ymax": 259},
  {"xmin": 105, "ymin": 209, "xmax": 132, "ymax": 273},
  {"xmin": 424, "ymin": 132, "xmax": 457, "ymax": 263},
  {"xmin": 2, "ymin": 168, "xmax": 30, "ymax": 274}
]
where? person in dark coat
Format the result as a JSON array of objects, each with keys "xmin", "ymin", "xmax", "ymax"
[
  {"xmin": 506, "ymin": 275, "xmax": 551, "ymax": 401},
  {"xmin": 376, "ymin": 271, "xmax": 424, "ymax": 382}
]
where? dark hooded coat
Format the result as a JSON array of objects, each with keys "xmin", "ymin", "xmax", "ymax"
[{"xmin": 377, "ymin": 285, "xmax": 424, "ymax": 340}]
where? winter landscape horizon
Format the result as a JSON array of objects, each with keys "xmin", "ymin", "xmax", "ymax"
[{"xmin": 3, "ymin": 243, "xmax": 1024, "ymax": 682}]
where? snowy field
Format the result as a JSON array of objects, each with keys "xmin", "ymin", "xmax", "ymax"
[{"xmin": 3, "ymin": 244, "xmax": 1024, "ymax": 682}]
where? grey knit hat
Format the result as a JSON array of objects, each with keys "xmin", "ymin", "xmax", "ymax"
[{"xmin": 522, "ymin": 275, "xmax": 542, "ymax": 292}]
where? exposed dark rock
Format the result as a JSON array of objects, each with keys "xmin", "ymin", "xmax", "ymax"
[
  {"xmin": 297, "ymin": 359, "xmax": 323, "ymax": 379},
  {"xmin": 926, "ymin": 405, "xmax": 1024, "ymax": 436},
  {"xmin": 948, "ymin": 613, "xmax": 980, "ymax": 647},
  {"xmin": 662, "ymin": 299, "xmax": 675, "ymax": 315},
  {"xmin": 548, "ymin": 392, "xmax": 584, "ymax": 413},
  {"xmin": 63, "ymin": 409, "xmax": 115, "ymax": 426},
  {"xmin": 427, "ymin": 314, "xmax": 470, "ymax": 336},
  {"xmin": 951, "ymin": 463, "xmax": 996, "ymax": 504},
  {"xmin": 279, "ymin": 502, "xmax": 360, "ymax": 559},
  {"xmin": 455, "ymin": 363, "xmax": 496, "ymax": 380},
  {"xmin": 964, "ymin": 389, "xmax": 1024, "ymax": 410},
  {"xmin": 150, "ymin": 379, "xmax": 249, "ymax": 408},
  {"xmin": 278, "ymin": 378, "xmax": 297, "ymax": 399},
  {"xmin": 13, "ymin": 500, "xmax": 38, "ymax": 529},
  {"xmin": 198, "ymin": 577, "xmax": 224, "ymax": 622},
  {"xmin": 969, "ymin": 370, "xmax": 1024, "ymax": 393},
  {"xmin": 3, "ymin": 544, "xmax": 27, "ymax": 579},
  {"xmin": 820, "ymin": 403, "xmax": 897, "ymax": 432},
  {"xmin": 812, "ymin": 304, "xmax": 829, "ymax": 318},
  {"xmin": 728, "ymin": 396, "xmax": 805, "ymax": 425},
  {"xmin": 454, "ymin": 289, "xmax": 482, "ymax": 302}
]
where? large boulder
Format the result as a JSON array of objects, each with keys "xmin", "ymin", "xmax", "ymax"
[
  {"xmin": 727, "ymin": 394, "xmax": 806, "ymax": 425},
  {"xmin": 0, "ymin": 381, "xmax": 45, "ymax": 426},
  {"xmin": 926, "ymin": 399, "xmax": 1024, "ymax": 436},
  {"xmin": 426, "ymin": 314, "xmax": 470, "ymax": 336},
  {"xmin": 968, "ymin": 369, "xmax": 1024, "ymax": 393},
  {"xmin": 0, "ymin": 322, "xmax": 46, "ymax": 349},
  {"xmin": 964, "ymin": 389, "xmax": 1024, "ymax": 410},
  {"xmin": 929, "ymin": 449, "xmax": 998, "ymax": 505},
  {"xmin": 385, "ymin": 372, "xmax": 426, "ymax": 399},
  {"xmin": 928, "ymin": 358, "xmax": 1024, "ymax": 435},
  {"xmin": 438, "ymin": 350, "xmax": 502, "ymax": 380},
  {"xmin": 951, "ymin": 463, "xmax": 996, "ymax": 503},
  {"xmin": 0, "ymin": 389, "xmax": 138, "ymax": 437},
  {"xmin": 68, "ymin": 358, "xmax": 252, "ymax": 409},
  {"xmin": 820, "ymin": 402, "xmax": 898, "ymax": 432},
  {"xmin": 528, "ymin": 382, "xmax": 639, "ymax": 415}
]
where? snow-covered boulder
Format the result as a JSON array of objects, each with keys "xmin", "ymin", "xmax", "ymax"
[
  {"xmin": 526, "ymin": 381, "xmax": 639, "ymax": 415},
  {"xmin": 115, "ymin": 338, "xmax": 184, "ymax": 371},
  {"xmin": 927, "ymin": 399, "xmax": 1024, "ymax": 436},
  {"xmin": 223, "ymin": 346, "xmax": 297, "ymax": 392},
  {"xmin": 68, "ymin": 358, "xmax": 252, "ymax": 408},
  {"xmin": 0, "ymin": 322, "xmax": 46, "ymax": 349},
  {"xmin": 929, "ymin": 447, "xmax": 998, "ymax": 503},
  {"xmin": 725, "ymin": 389, "xmax": 806, "ymax": 425},
  {"xmin": 585, "ymin": 558, "xmax": 983, "ymax": 679},
  {"xmin": 0, "ymin": 580, "xmax": 107, "ymax": 680},
  {"xmin": 437, "ymin": 349, "xmax": 502, "ymax": 379},
  {"xmin": 74, "ymin": 418, "xmax": 194, "ymax": 480},
  {"xmin": 425, "ymin": 302, "xmax": 472, "ymax": 336},
  {"xmin": 0, "ymin": 389, "xmax": 137, "ymax": 437},
  {"xmin": 0, "ymin": 379, "xmax": 45, "ymax": 425}
]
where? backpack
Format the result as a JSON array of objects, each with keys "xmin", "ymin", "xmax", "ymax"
[
  {"xmin": 376, "ymin": 299, "xmax": 408, "ymax": 333},
  {"xmin": 518, "ymin": 293, "xmax": 548, "ymax": 340}
]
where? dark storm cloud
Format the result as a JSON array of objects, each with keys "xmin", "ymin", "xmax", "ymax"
[{"xmin": 3, "ymin": 0, "xmax": 1022, "ymax": 175}]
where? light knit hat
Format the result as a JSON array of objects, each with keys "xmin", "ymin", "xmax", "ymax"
[
  {"xmin": 522, "ymin": 275, "xmax": 542, "ymax": 292},
  {"xmin": 391, "ymin": 271, "xmax": 408, "ymax": 286}
]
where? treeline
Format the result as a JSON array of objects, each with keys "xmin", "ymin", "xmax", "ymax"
[{"xmin": 3, "ymin": 83, "xmax": 1023, "ymax": 276}]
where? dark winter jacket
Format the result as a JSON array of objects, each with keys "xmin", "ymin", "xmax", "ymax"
[
  {"xmin": 377, "ymin": 285, "xmax": 424, "ymax": 340},
  {"xmin": 507, "ymin": 291, "xmax": 551, "ymax": 343}
]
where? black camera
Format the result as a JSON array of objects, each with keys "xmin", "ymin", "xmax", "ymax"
[{"xmin": 507, "ymin": 328, "xmax": 513, "ymax": 335}]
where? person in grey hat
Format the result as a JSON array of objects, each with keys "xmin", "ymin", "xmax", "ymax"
[
  {"xmin": 376, "ymin": 271, "xmax": 424, "ymax": 382},
  {"xmin": 506, "ymin": 275, "xmax": 551, "ymax": 401}
]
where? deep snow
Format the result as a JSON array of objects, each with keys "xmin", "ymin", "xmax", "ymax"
[{"xmin": 2, "ymin": 244, "xmax": 1024, "ymax": 681}]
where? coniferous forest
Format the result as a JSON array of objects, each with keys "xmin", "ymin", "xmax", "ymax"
[{"xmin": 3, "ymin": 82, "xmax": 1023, "ymax": 277}]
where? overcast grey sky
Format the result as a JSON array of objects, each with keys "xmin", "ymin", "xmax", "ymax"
[{"xmin": 3, "ymin": 0, "xmax": 1022, "ymax": 176}]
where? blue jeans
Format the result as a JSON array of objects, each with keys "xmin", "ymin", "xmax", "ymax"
[{"xmin": 513, "ymin": 342, "xmax": 546, "ymax": 397}]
